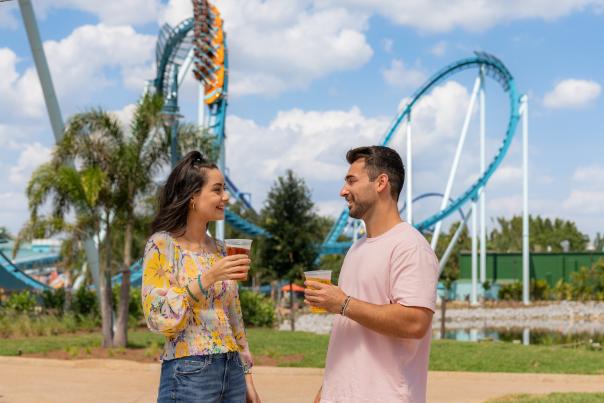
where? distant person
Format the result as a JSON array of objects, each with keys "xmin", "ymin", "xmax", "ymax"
[
  {"xmin": 305, "ymin": 146, "xmax": 439, "ymax": 403},
  {"xmin": 142, "ymin": 150, "xmax": 261, "ymax": 403}
]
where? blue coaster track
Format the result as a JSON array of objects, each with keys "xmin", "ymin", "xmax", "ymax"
[
  {"xmin": 320, "ymin": 51, "xmax": 521, "ymax": 256},
  {"xmin": 154, "ymin": 16, "xmax": 269, "ymax": 238}
]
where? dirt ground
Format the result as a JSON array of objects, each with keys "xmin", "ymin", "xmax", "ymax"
[{"xmin": 1, "ymin": 357, "xmax": 604, "ymax": 403}]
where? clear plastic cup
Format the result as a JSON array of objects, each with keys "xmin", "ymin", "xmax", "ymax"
[
  {"xmin": 225, "ymin": 239, "xmax": 252, "ymax": 280},
  {"xmin": 304, "ymin": 270, "xmax": 332, "ymax": 314}
]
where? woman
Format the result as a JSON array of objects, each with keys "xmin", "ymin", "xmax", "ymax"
[{"xmin": 142, "ymin": 151, "xmax": 261, "ymax": 402}]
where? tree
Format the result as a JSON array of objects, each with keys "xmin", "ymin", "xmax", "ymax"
[
  {"xmin": 489, "ymin": 215, "xmax": 589, "ymax": 252},
  {"xmin": 0, "ymin": 226, "xmax": 12, "ymax": 241},
  {"xmin": 258, "ymin": 170, "xmax": 323, "ymax": 330},
  {"xmin": 593, "ymin": 233, "xmax": 604, "ymax": 252}
]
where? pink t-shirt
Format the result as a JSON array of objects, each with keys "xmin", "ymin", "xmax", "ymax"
[{"xmin": 321, "ymin": 222, "xmax": 439, "ymax": 403}]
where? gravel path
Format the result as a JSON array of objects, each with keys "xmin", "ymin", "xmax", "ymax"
[{"xmin": 279, "ymin": 302, "xmax": 604, "ymax": 335}]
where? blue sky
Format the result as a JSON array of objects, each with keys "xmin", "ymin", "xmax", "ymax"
[{"xmin": 0, "ymin": 0, "xmax": 603, "ymax": 244}]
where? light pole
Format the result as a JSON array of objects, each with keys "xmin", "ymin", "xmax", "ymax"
[{"xmin": 161, "ymin": 65, "xmax": 182, "ymax": 168}]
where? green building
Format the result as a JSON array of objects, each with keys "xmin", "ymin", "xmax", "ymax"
[{"xmin": 459, "ymin": 252, "xmax": 604, "ymax": 287}]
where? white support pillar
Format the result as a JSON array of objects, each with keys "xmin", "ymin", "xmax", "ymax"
[
  {"xmin": 479, "ymin": 67, "xmax": 487, "ymax": 285},
  {"xmin": 521, "ymin": 94, "xmax": 530, "ymax": 305},
  {"xmin": 471, "ymin": 200, "xmax": 478, "ymax": 305},
  {"xmin": 19, "ymin": 0, "xmax": 101, "ymax": 298},
  {"xmin": 431, "ymin": 75, "xmax": 481, "ymax": 250},
  {"xmin": 406, "ymin": 113, "xmax": 413, "ymax": 225}
]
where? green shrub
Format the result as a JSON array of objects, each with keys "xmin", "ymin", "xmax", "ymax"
[
  {"xmin": 568, "ymin": 260, "xmax": 604, "ymax": 301},
  {"xmin": 498, "ymin": 280, "xmax": 550, "ymax": 301},
  {"xmin": 0, "ymin": 311, "xmax": 99, "ymax": 338},
  {"xmin": 72, "ymin": 287, "xmax": 98, "ymax": 316},
  {"xmin": 239, "ymin": 290, "xmax": 275, "ymax": 328},
  {"xmin": 498, "ymin": 281, "xmax": 522, "ymax": 301},
  {"xmin": 5, "ymin": 290, "xmax": 37, "ymax": 312},
  {"xmin": 42, "ymin": 288, "xmax": 66, "ymax": 312}
]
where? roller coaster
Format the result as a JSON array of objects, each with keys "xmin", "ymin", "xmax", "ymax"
[{"xmin": 3, "ymin": 0, "xmax": 530, "ymax": 304}]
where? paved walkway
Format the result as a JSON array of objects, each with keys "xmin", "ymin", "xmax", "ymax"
[{"xmin": 1, "ymin": 357, "xmax": 604, "ymax": 402}]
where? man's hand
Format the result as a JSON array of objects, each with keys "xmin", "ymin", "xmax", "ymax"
[
  {"xmin": 304, "ymin": 281, "xmax": 347, "ymax": 314},
  {"xmin": 313, "ymin": 386, "xmax": 322, "ymax": 403}
]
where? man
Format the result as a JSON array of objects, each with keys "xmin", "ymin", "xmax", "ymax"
[{"xmin": 305, "ymin": 146, "xmax": 439, "ymax": 403}]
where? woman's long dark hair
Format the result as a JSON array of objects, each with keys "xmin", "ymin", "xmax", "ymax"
[{"xmin": 151, "ymin": 150, "xmax": 218, "ymax": 236}]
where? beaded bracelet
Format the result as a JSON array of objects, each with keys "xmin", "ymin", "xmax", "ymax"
[
  {"xmin": 196, "ymin": 274, "xmax": 210, "ymax": 298},
  {"xmin": 340, "ymin": 295, "xmax": 352, "ymax": 316}
]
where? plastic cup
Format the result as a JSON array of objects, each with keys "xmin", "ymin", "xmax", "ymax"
[
  {"xmin": 304, "ymin": 270, "xmax": 332, "ymax": 314},
  {"xmin": 225, "ymin": 239, "xmax": 252, "ymax": 280}
]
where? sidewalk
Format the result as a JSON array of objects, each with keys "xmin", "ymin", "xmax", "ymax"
[{"xmin": 1, "ymin": 357, "xmax": 604, "ymax": 402}]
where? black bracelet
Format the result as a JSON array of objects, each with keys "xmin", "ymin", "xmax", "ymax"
[{"xmin": 340, "ymin": 295, "xmax": 352, "ymax": 316}]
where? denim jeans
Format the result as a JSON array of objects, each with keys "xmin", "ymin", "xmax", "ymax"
[{"xmin": 157, "ymin": 352, "xmax": 246, "ymax": 403}]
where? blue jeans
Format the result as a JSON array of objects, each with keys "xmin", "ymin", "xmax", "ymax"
[{"xmin": 157, "ymin": 352, "xmax": 246, "ymax": 403}]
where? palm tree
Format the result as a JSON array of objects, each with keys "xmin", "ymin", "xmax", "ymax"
[{"xmin": 20, "ymin": 93, "xmax": 216, "ymax": 347}]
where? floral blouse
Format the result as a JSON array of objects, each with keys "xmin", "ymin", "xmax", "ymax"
[{"xmin": 141, "ymin": 231, "xmax": 252, "ymax": 371}]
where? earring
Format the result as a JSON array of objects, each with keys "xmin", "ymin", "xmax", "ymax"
[{"xmin": 191, "ymin": 200, "xmax": 196, "ymax": 212}]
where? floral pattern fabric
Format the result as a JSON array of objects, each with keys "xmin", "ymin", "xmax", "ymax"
[{"xmin": 141, "ymin": 231, "xmax": 251, "ymax": 370}]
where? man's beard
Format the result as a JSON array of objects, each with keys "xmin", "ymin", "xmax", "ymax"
[{"xmin": 348, "ymin": 199, "xmax": 369, "ymax": 219}]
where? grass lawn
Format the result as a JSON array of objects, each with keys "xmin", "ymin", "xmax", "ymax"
[
  {"xmin": 487, "ymin": 393, "xmax": 604, "ymax": 402},
  {"xmin": 1, "ymin": 329, "xmax": 603, "ymax": 375}
]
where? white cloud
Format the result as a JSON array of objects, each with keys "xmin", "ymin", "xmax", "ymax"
[
  {"xmin": 0, "ymin": 192, "xmax": 29, "ymax": 235},
  {"xmin": 324, "ymin": 0, "xmax": 604, "ymax": 32},
  {"xmin": 383, "ymin": 38, "xmax": 394, "ymax": 53},
  {"xmin": 226, "ymin": 106, "xmax": 388, "ymax": 210},
  {"xmin": 0, "ymin": 25, "xmax": 155, "ymax": 123},
  {"xmin": 110, "ymin": 103, "xmax": 138, "ymax": 131},
  {"xmin": 0, "ymin": 1, "xmax": 18, "ymax": 30},
  {"xmin": 9, "ymin": 142, "xmax": 52, "ymax": 185},
  {"xmin": 382, "ymin": 59, "xmax": 427, "ymax": 90},
  {"xmin": 430, "ymin": 41, "xmax": 448, "ymax": 56},
  {"xmin": 573, "ymin": 164, "xmax": 604, "ymax": 186},
  {"xmin": 33, "ymin": 0, "xmax": 161, "ymax": 26},
  {"xmin": 162, "ymin": 0, "xmax": 373, "ymax": 97},
  {"xmin": 563, "ymin": 190, "xmax": 604, "ymax": 214},
  {"xmin": 543, "ymin": 79, "xmax": 601, "ymax": 109}
]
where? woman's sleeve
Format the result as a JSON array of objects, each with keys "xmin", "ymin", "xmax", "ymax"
[
  {"xmin": 141, "ymin": 233, "xmax": 191, "ymax": 338},
  {"xmin": 228, "ymin": 287, "xmax": 253, "ymax": 373}
]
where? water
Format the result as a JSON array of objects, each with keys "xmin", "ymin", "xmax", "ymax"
[{"xmin": 434, "ymin": 327, "xmax": 604, "ymax": 347}]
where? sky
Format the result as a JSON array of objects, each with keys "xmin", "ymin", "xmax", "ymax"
[{"xmin": 0, "ymin": 0, "xmax": 603, "ymax": 244}]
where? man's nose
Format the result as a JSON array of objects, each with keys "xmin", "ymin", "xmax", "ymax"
[{"xmin": 340, "ymin": 186, "xmax": 348, "ymax": 198}]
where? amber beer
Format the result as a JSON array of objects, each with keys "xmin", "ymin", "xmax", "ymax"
[
  {"xmin": 304, "ymin": 270, "xmax": 333, "ymax": 314},
  {"xmin": 224, "ymin": 239, "xmax": 252, "ymax": 281}
]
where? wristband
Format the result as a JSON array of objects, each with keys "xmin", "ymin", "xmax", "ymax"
[
  {"xmin": 197, "ymin": 274, "xmax": 210, "ymax": 298},
  {"xmin": 340, "ymin": 295, "xmax": 352, "ymax": 316}
]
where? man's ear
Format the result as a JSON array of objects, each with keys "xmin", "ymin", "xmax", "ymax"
[{"xmin": 375, "ymin": 173, "xmax": 390, "ymax": 195}]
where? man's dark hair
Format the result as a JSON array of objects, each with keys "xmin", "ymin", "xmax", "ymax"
[{"xmin": 346, "ymin": 146, "xmax": 405, "ymax": 201}]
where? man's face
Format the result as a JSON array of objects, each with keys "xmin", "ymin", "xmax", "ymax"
[{"xmin": 340, "ymin": 159, "xmax": 377, "ymax": 219}]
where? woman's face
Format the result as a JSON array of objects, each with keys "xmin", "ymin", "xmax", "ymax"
[{"xmin": 191, "ymin": 168, "xmax": 229, "ymax": 222}]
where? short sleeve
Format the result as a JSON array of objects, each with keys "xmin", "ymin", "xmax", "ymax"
[{"xmin": 389, "ymin": 244, "xmax": 439, "ymax": 312}]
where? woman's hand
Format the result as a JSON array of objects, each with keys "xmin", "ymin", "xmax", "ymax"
[
  {"xmin": 202, "ymin": 254, "xmax": 250, "ymax": 286},
  {"xmin": 187, "ymin": 255, "xmax": 250, "ymax": 300},
  {"xmin": 245, "ymin": 374, "xmax": 261, "ymax": 403}
]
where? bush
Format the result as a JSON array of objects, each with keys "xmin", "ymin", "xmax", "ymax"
[
  {"xmin": 568, "ymin": 260, "xmax": 604, "ymax": 301},
  {"xmin": 498, "ymin": 281, "xmax": 522, "ymax": 301},
  {"xmin": 4, "ymin": 290, "xmax": 37, "ymax": 312},
  {"xmin": 42, "ymin": 288, "xmax": 66, "ymax": 312},
  {"xmin": 0, "ymin": 311, "xmax": 99, "ymax": 338},
  {"xmin": 72, "ymin": 287, "xmax": 99, "ymax": 317},
  {"xmin": 497, "ymin": 280, "xmax": 550, "ymax": 301},
  {"xmin": 239, "ymin": 289, "xmax": 275, "ymax": 328}
]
